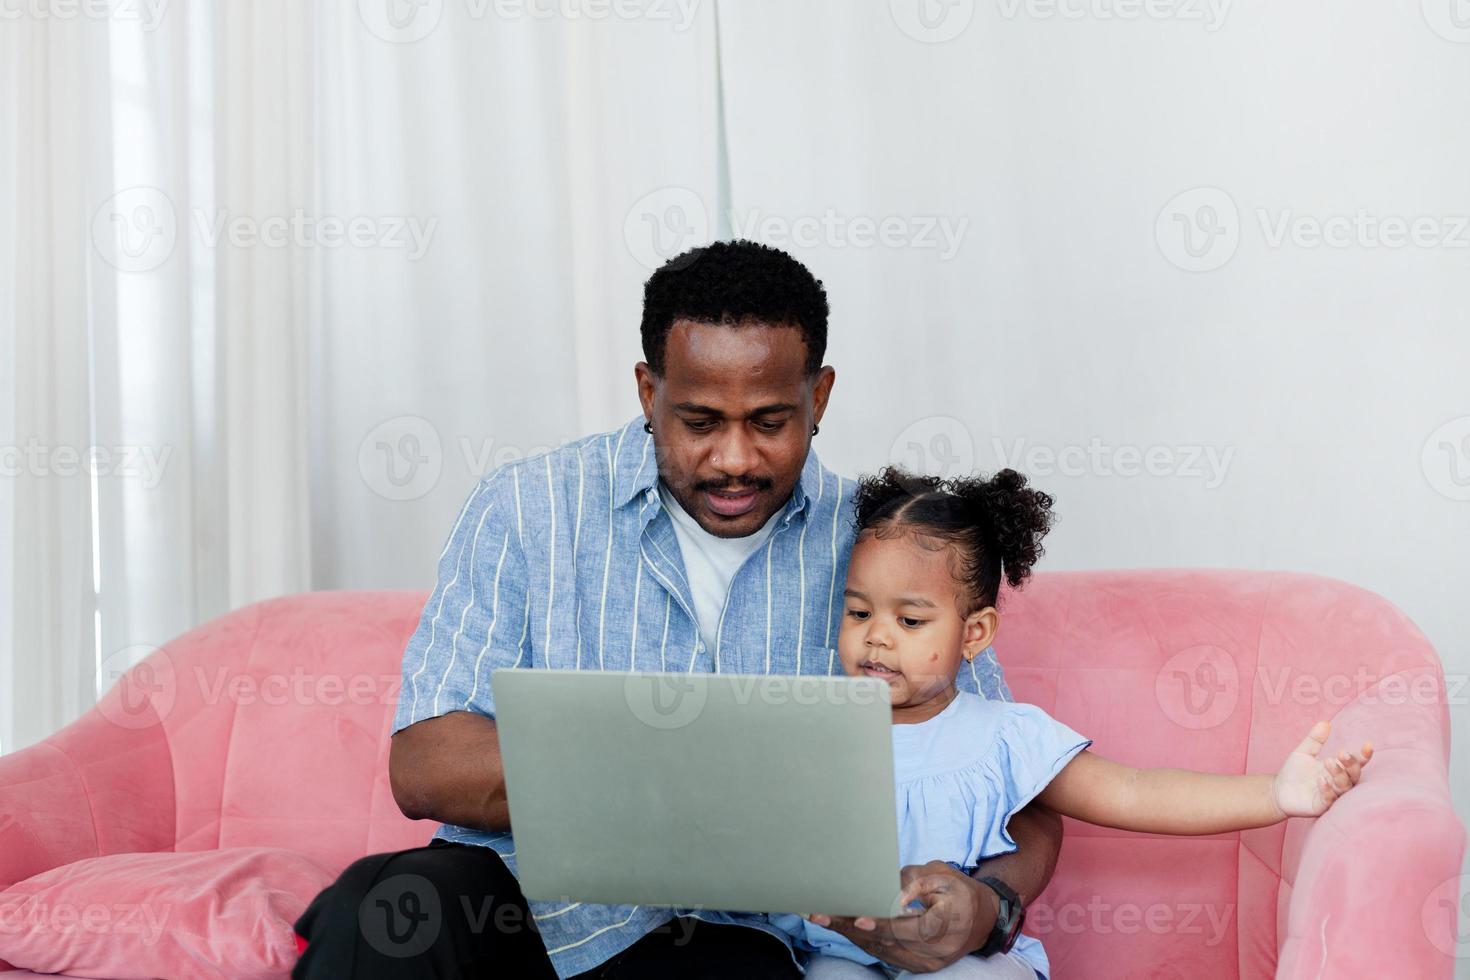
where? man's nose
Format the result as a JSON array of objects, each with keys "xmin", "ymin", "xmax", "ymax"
[{"xmin": 709, "ymin": 425, "xmax": 758, "ymax": 478}]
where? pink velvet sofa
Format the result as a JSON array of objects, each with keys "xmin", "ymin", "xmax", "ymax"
[{"xmin": 0, "ymin": 572, "xmax": 1463, "ymax": 978}]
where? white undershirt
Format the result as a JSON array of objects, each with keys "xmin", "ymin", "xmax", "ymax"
[{"xmin": 656, "ymin": 479, "xmax": 781, "ymax": 655}]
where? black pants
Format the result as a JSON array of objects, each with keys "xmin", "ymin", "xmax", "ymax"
[{"xmin": 292, "ymin": 840, "xmax": 802, "ymax": 979}]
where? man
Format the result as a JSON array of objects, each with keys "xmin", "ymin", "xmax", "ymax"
[{"xmin": 293, "ymin": 241, "xmax": 1061, "ymax": 978}]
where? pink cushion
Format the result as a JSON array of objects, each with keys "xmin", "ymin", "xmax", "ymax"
[{"xmin": 0, "ymin": 848, "xmax": 331, "ymax": 979}]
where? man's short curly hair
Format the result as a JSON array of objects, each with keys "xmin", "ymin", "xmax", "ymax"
[{"xmin": 640, "ymin": 240, "xmax": 829, "ymax": 377}]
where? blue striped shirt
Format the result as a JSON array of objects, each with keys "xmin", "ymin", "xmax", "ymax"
[{"xmin": 392, "ymin": 415, "xmax": 1011, "ymax": 978}]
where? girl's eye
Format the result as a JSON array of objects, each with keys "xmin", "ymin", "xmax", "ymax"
[
  {"xmin": 900, "ymin": 617, "xmax": 926, "ymax": 628},
  {"xmin": 846, "ymin": 609, "xmax": 870, "ymax": 620}
]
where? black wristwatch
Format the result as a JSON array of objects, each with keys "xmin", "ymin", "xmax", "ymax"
[{"xmin": 971, "ymin": 875, "xmax": 1025, "ymax": 957}]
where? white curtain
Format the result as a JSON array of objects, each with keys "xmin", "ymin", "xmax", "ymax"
[
  {"xmin": 0, "ymin": 0, "xmax": 318, "ymax": 754},
  {"xmin": 306, "ymin": 0, "xmax": 721, "ymax": 589},
  {"xmin": 0, "ymin": 0, "xmax": 722, "ymax": 754},
  {"xmin": 1, "ymin": 12, "xmax": 108, "ymax": 755}
]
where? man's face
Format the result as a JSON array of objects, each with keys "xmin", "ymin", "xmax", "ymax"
[{"xmin": 636, "ymin": 318, "xmax": 835, "ymax": 538}]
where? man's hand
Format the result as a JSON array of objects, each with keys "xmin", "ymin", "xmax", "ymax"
[{"xmin": 807, "ymin": 861, "xmax": 999, "ymax": 972}]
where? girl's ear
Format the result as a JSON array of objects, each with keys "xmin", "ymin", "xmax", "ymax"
[{"xmin": 962, "ymin": 606, "xmax": 1000, "ymax": 662}]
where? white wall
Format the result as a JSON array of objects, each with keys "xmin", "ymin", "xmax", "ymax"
[{"xmin": 713, "ymin": 4, "xmax": 1470, "ymax": 969}]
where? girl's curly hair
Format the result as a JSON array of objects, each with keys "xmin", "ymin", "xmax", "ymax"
[{"xmin": 852, "ymin": 466, "xmax": 1055, "ymax": 613}]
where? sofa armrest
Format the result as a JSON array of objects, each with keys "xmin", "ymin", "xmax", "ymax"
[
  {"xmin": 0, "ymin": 697, "xmax": 176, "ymax": 892},
  {"xmin": 1276, "ymin": 669, "xmax": 1465, "ymax": 978}
]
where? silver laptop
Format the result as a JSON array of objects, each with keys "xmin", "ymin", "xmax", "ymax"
[{"xmin": 492, "ymin": 668, "xmax": 903, "ymax": 918}]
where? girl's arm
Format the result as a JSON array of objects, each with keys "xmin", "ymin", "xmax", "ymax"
[{"xmin": 1037, "ymin": 721, "xmax": 1373, "ymax": 835}]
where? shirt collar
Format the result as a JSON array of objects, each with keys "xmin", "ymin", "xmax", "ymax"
[{"xmin": 614, "ymin": 414, "xmax": 823, "ymax": 523}]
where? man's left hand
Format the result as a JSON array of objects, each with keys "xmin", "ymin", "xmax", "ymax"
[{"xmin": 807, "ymin": 861, "xmax": 1000, "ymax": 972}]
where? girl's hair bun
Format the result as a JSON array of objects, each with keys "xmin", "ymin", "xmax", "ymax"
[
  {"xmin": 955, "ymin": 468, "xmax": 1054, "ymax": 591},
  {"xmin": 853, "ymin": 465, "xmax": 1055, "ymax": 609}
]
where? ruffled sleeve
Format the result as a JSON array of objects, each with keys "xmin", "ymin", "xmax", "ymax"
[
  {"xmin": 970, "ymin": 703, "xmax": 1091, "ymax": 861},
  {"xmin": 894, "ymin": 699, "xmax": 1091, "ymax": 871}
]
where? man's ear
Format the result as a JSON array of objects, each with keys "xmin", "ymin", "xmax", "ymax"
[
  {"xmin": 810, "ymin": 365, "xmax": 836, "ymax": 427},
  {"xmin": 961, "ymin": 606, "xmax": 999, "ymax": 662},
  {"xmin": 634, "ymin": 362, "xmax": 657, "ymax": 421}
]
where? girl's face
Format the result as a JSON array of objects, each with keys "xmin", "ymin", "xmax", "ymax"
[{"xmin": 838, "ymin": 529, "xmax": 998, "ymax": 724}]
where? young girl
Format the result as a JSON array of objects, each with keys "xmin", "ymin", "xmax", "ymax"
[{"xmin": 779, "ymin": 467, "xmax": 1373, "ymax": 980}]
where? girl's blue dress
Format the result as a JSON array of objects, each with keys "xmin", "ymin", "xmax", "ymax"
[{"xmin": 772, "ymin": 691, "xmax": 1091, "ymax": 979}]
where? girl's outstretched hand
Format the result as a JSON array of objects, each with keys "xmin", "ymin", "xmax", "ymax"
[{"xmin": 1271, "ymin": 720, "xmax": 1373, "ymax": 818}]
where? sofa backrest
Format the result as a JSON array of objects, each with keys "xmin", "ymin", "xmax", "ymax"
[{"xmin": 147, "ymin": 590, "xmax": 436, "ymax": 869}]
